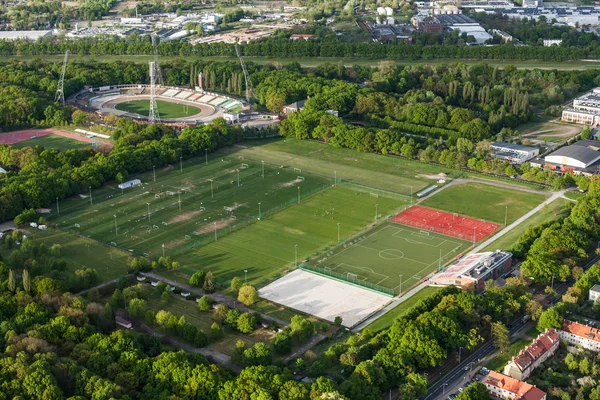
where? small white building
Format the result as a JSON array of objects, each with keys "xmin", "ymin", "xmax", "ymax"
[
  {"xmin": 180, "ymin": 291, "xmax": 191, "ymax": 297},
  {"xmin": 38, "ymin": 225, "xmax": 47, "ymax": 230},
  {"xmin": 118, "ymin": 179, "xmax": 142, "ymax": 190},
  {"xmin": 29, "ymin": 222, "xmax": 38, "ymax": 228},
  {"xmin": 543, "ymin": 39, "xmax": 562, "ymax": 47},
  {"xmin": 491, "ymin": 142, "xmax": 539, "ymax": 164},
  {"xmin": 151, "ymin": 280, "xmax": 159, "ymax": 287},
  {"xmin": 590, "ymin": 284, "xmax": 600, "ymax": 302},
  {"xmin": 137, "ymin": 276, "xmax": 147, "ymax": 282}
]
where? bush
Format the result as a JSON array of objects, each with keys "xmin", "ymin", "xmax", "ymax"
[
  {"xmin": 14, "ymin": 208, "xmax": 37, "ymax": 226},
  {"xmin": 237, "ymin": 313, "xmax": 256, "ymax": 334},
  {"xmin": 238, "ymin": 285, "xmax": 258, "ymax": 306},
  {"xmin": 189, "ymin": 270, "xmax": 206, "ymax": 287},
  {"xmin": 230, "ymin": 277, "xmax": 243, "ymax": 291},
  {"xmin": 197, "ymin": 296, "xmax": 212, "ymax": 311}
]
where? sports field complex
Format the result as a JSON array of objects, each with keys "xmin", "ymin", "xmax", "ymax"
[{"xmin": 45, "ymin": 138, "xmax": 544, "ymax": 328}]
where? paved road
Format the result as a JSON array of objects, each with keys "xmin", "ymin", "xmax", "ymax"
[
  {"xmin": 284, "ymin": 333, "xmax": 327, "ymax": 363},
  {"xmin": 141, "ymin": 272, "xmax": 289, "ymax": 327}
]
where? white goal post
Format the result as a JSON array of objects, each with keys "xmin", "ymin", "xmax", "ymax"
[
  {"xmin": 293, "ymin": 168, "xmax": 302, "ymax": 172},
  {"xmin": 297, "ymin": 176, "xmax": 305, "ymax": 181},
  {"xmin": 241, "ymin": 163, "xmax": 249, "ymax": 169},
  {"xmin": 419, "ymin": 230, "xmax": 430, "ymax": 236},
  {"xmin": 347, "ymin": 272, "xmax": 358, "ymax": 281}
]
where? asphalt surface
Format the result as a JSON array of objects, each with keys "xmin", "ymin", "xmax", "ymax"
[{"xmin": 423, "ymin": 255, "xmax": 599, "ymax": 400}]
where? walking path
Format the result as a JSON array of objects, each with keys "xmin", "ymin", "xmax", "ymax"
[
  {"xmin": 418, "ymin": 177, "xmax": 550, "ymax": 202},
  {"xmin": 284, "ymin": 333, "xmax": 327, "ymax": 363},
  {"xmin": 76, "ymin": 276, "xmax": 130, "ymax": 297},
  {"xmin": 353, "ymin": 189, "xmax": 565, "ymax": 332},
  {"xmin": 141, "ymin": 272, "xmax": 289, "ymax": 327}
]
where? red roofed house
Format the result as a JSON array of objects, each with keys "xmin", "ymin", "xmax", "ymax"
[
  {"xmin": 559, "ymin": 319, "xmax": 600, "ymax": 352},
  {"xmin": 290, "ymin": 34, "xmax": 316, "ymax": 41},
  {"xmin": 483, "ymin": 371, "xmax": 547, "ymax": 400},
  {"xmin": 503, "ymin": 329, "xmax": 559, "ymax": 380}
]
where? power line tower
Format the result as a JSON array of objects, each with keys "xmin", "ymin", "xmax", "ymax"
[
  {"xmin": 55, "ymin": 50, "xmax": 69, "ymax": 106},
  {"xmin": 148, "ymin": 61, "xmax": 160, "ymax": 124},
  {"xmin": 151, "ymin": 33, "xmax": 164, "ymax": 86},
  {"xmin": 235, "ymin": 44, "xmax": 253, "ymax": 103}
]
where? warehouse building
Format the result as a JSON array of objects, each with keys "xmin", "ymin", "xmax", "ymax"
[
  {"xmin": 530, "ymin": 140, "xmax": 600, "ymax": 175},
  {"xmin": 0, "ymin": 30, "xmax": 53, "ymax": 41},
  {"xmin": 430, "ymin": 250, "xmax": 512, "ymax": 293}
]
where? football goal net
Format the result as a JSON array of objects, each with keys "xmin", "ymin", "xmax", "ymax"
[
  {"xmin": 347, "ymin": 272, "xmax": 358, "ymax": 281},
  {"xmin": 293, "ymin": 168, "xmax": 302, "ymax": 172},
  {"xmin": 297, "ymin": 176, "xmax": 305, "ymax": 181},
  {"xmin": 419, "ymin": 230, "xmax": 430, "ymax": 236},
  {"xmin": 370, "ymin": 193, "xmax": 379, "ymax": 198},
  {"xmin": 241, "ymin": 163, "xmax": 249, "ymax": 169}
]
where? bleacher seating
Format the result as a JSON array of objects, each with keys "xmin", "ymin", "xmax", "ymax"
[
  {"xmin": 163, "ymin": 89, "xmax": 180, "ymax": 97},
  {"xmin": 175, "ymin": 91, "xmax": 193, "ymax": 100},
  {"xmin": 199, "ymin": 95, "xmax": 215, "ymax": 103},
  {"xmin": 209, "ymin": 97, "xmax": 228, "ymax": 106}
]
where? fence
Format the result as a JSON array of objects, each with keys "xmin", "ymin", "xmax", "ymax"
[
  {"xmin": 300, "ymin": 264, "xmax": 395, "ymax": 297},
  {"xmin": 339, "ymin": 181, "xmax": 410, "ymax": 202}
]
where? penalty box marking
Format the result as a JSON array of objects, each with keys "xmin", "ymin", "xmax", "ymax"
[{"xmin": 337, "ymin": 262, "xmax": 389, "ymax": 283}]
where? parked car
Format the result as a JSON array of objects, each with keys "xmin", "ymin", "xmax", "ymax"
[{"xmin": 464, "ymin": 382, "xmax": 473, "ymax": 388}]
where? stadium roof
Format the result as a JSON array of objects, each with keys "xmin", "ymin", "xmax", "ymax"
[
  {"xmin": 0, "ymin": 30, "xmax": 52, "ymax": 41},
  {"xmin": 547, "ymin": 141, "xmax": 600, "ymax": 165}
]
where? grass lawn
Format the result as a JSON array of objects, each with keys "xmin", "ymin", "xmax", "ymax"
[
  {"xmin": 485, "ymin": 338, "xmax": 532, "ymax": 372},
  {"xmin": 116, "ymin": 99, "xmax": 202, "ymax": 118},
  {"xmin": 7, "ymin": 228, "xmax": 131, "ymax": 282},
  {"xmin": 421, "ymin": 183, "xmax": 546, "ymax": 224},
  {"xmin": 50, "ymin": 156, "xmax": 331, "ymax": 257},
  {"xmin": 564, "ymin": 191, "xmax": 584, "ymax": 201},
  {"xmin": 482, "ymin": 198, "xmax": 569, "ymax": 252},
  {"xmin": 145, "ymin": 294, "xmax": 274, "ymax": 357},
  {"xmin": 365, "ymin": 286, "xmax": 441, "ymax": 332},
  {"xmin": 12, "ymin": 134, "xmax": 92, "ymax": 151},
  {"xmin": 175, "ymin": 186, "xmax": 403, "ymax": 288},
  {"xmin": 310, "ymin": 222, "xmax": 471, "ymax": 294}
]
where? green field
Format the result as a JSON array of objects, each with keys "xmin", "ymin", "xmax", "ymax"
[
  {"xmin": 175, "ymin": 185, "xmax": 404, "ymax": 288},
  {"xmin": 482, "ymin": 198, "xmax": 569, "ymax": 252},
  {"xmin": 115, "ymin": 99, "xmax": 202, "ymax": 118},
  {"xmin": 365, "ymin": 286, "xmax": 441, "ymax": 332},
  {"xmin": 309, "ymin": 222, "xmax": 471, "ymax": 294},
  {"xmin": 12, "ymin": 134, "xmax": 91, "ymax": 151},
  {"xmin": 51, "ymin": 157, "xmax": 333, "ymax": 257},
  {"xmin": 421, "ymin": 183, "xmax": 546, "ymax": 224},
  {"xmin": 1, "ymin": 229, "xmax": 131, "ymax": 283}
]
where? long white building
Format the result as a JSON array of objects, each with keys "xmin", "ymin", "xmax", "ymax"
[{"xmin": 562, "ymin": 88, "xmax": 600, "ymax": 125}]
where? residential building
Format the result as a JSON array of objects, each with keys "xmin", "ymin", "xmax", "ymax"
[
  {"xmin": 559, "ymin": 319, "xmax": 600, "ymax": 351},
  {"xmin": 491, "ymin": 142, "xmax": 539, "ymax": 164},
  {"xmin": 283, "ymin": 100, "xmax": 306, "ymax": 114},
  {"xmin": 503, "ymin": 329, "xmax": 559, "ymax": 380},
  {"xmin": 590, "ymin": 284, "xmax": 600, "ymax": 302},
  {"xmin": 483, "ymin": 371, "xmax": 547, "ymax": 400},
  {"xmin": 430, "ymin": 251, "xmax": 512, "ymax": 293}
]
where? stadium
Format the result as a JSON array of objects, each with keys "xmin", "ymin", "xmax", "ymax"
[{"xmin": 70, "ymin": 84, "xmax": 247, "ymax": 125}]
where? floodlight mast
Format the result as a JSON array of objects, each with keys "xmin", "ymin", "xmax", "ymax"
[
  {"xmin": 55, "ymin": 50, "xmax": 69, "ymax": 106},
  {"xmin": 235, "ymin": 44, "xmax": 253, "ymax": 103}
]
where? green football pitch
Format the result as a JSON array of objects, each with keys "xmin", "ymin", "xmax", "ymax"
[
  {"xmin": 51, "ymin": 157, "xmax": 332, "ymax": 257},
  {"xmin": 12, "ymin": 134, "xmax": 91, "ymax": 151},
  {"xmin": 310, "ymin": 222, "xmax": 472, "ymax": 295},
  {"xmin": 115, "ymin": 99, "xmax": 202, "ymax": 118}
]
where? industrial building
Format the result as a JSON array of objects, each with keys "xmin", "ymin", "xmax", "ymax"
[
  {"xmin": 483, "ymin": 371, "xmax": 547, "ymax": 400},
  {"xmin": 503, "ymin": 329, "xmax": 559, "ymax": 380},
  {"xmin": 436, "ymin": 15, "xmax": 493, "ymax": 44},
  {"xmin": 530, "ymin": 140, "xmax": 600, "ymax": 175},
  {"xmin": 430, "ymin": 250, "xmax": 512, "ymax": 293},
  {"xmin": 562, "ymin": 88, "xmax": 600, "ymax": 125},
  {"xmin": 491, "ymin": 142, "xmax": 539, "ymax": 164},
  {"xmin": 481, "ymin": 6, "xmax": 600, "ymax": 27}
]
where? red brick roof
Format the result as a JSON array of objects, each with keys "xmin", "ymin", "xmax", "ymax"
[
  {"xmin": 562, "ymin": 319, "xmax": 600, "ymax": 343},
  {"xmin": 484, "ymin": 371, "xmax": 546, "ymax": 400},
  {"xmin": 511, "ymin": 329, "xmax": 559, "ymax": 371}
]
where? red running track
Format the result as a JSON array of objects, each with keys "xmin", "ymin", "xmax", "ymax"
[
  {"xmin": 390, "ymin": 205, "xmax": 501, "ymax": 242},
  {"xmin": 0, "ymin": 129, "xmax": 95, "ymax": 145}
]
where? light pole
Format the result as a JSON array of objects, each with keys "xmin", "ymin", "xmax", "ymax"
[
  {"xmin": 244, "ymin": 269, "xmax": 248, "ymax": 284},
  {"xmin": 261, "ymin": 161, "xmax": 265, "ymax": 178},
  {"xmin": 114, "ymin": 214, "xmax": 118, "ymax": 236},
  {"xmin": 504, "ymin": 206, "xmax": 508, "ymax": 226},
  {"xmin": 458, "ymin": 347, "xmax": 462, "ymax": 363},
  {"xmin": 375, "ymin": 203, "xmax": 379, "ymax": 222},
  {"xmin": 442, "ymin": 383, "xmax": 448, "ymax": 394},
  {"xmin": 162, "ymin": 243, "xmax": 165, "ymax": 257},
  {"xmin": 205, "ymin": 148, "xmax": 208, "ymax": 165},
  {"xmin": 153, "ymin": 165, "xmax": 156, "ymax": 182},
  {"xmin": 551, "ymin": 274, "xmax": 555, "ymax": 291},
  {"xmin": 258, "ymin": 202, "xmax": 261, "ymax": 219},
  {"xmin": 214, "ymin": 221, "xmax": 217, "ymax": 241},
  {"xmin": 89, "ymin": 186, "xmax": 93, "ymax": 205},
  {"xmin": 180, "ymin": 156, "xmax": 183, "ymax": 174},
  {"xmin": 472, "ymin": 227, "xmax": 477, "ymax": 245},
  {"xmin": 237, "ymin": 169, "xmax": 240, "ymax": 187},
  {"xmin": 297, "ymin": 186, "xmax": 300, "ymax": 204},
  {"xmin": 438, "ymin": 248, "xmax": 442, "ymax": 271},
  {"xmin": 410, "ymin": 186, "xmax": 413, "ymax": 205},
  {"xmin": 295, "ymin": 244, "xmax": 298, "ymax": 267},
  {"xmin": 334, "ymin": 170, "xmax": 337, "ymax": 186},
  {"xmin": 147, "ymin": 203, "xmax": 151, "ymax": 224},
  {"xmin": 399, "ymin": 274, "xmax": 403, "ymax": 296},
  {"xmin": 178, "ymin": 191, "xmax": 181, "ymax": 211},
  {"xmin": 56, "ymin": 197, "xmax": 60, "ymax": 216},
  {"xmin": 337, "ymin": 222, "xmax": 340, "ymax": 244},
  {"xmin": 209, "ymin": 179, "xmax": 214, "ymax": 198}
]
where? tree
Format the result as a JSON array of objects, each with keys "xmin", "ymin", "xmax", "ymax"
[
  {"xmin": 491, "ymin": 322, "xmax": 509, "ymax": 353},
  {"xmin": 238, "ymin": 285, "xmax": 258, "ymax": 306},
  {"xmin": 242, "ymin": 342, "xmax": 272, "ymax": 366},
  {"xmin": 160, "ymin": 290, "xmax": 171, "ymax": 305},
  {"xmin": 525, "ymin": 299, "xmax": 543, "ymax": 321},
  {"xmin": 230, "ymin": 277, "xmax": 243, "ymax": 291},
  {"xmin": 203, "ymin": 271, "xmax": 215, "ymax": 293},
  {"xmin": 210, "ymin": 322, "xmax": 223, "ymax": 339},
  {"xmin": 214, "ymin": 304, "xmax": 229, "ymax": 321},
  {"xmin": 8, "ymin": 269, "xmax": 15, "ymax": 293},
  {"xmin": 128, "ymin": 298, "xmax": 146, "ymax": 318},
  {"xmin": 22, "ymin": 269, "xmax": 30, "ymax": 293},
  {"xmin": 237, "ymin": 313, "xmax": 256, "ymax": 334},
  {"xmin": 456, "ymin": 383, "xmax": 492, "ymax": 400},
  {"xmin": 189, "ymin": 270, "xmax": 206, "ymax": 287},
  {"xmin": 334, "ymin": 316, "xmax": 343, "ymax": 327},
  {"xmin": 537, "ymin": 306, "xmax": 564, "ymax": 331},
  {"xmin": 129, "ymin": 257, "xmax": 151, "ymax": 273},
  {"xmin": 198, "ymin": 296, "xmax": 212, "ymax": 311},
  {"xmin": 274, "ymin": 330, "xmax": 293, "ymax": 354}
]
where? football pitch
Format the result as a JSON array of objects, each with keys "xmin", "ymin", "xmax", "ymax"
[
  {"xmin": 115, "ymin": 99, "xmax": 202, "ymax": 118},
  {"xmin": 51, "ymin": 156, "xmax": 332, "ymax": 257},
  {"xmin": 309, "ymin": 222, "xmax": 472, "ymax": 295}
]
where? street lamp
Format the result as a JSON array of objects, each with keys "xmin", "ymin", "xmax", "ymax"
[
  {"xmin": 114, "ymin": 214, "xmax": 118, "ymax": 236},
  {"xmin": 472, "ymin": 227, "xmax": 477, "ymax": 245},
  {"xmin": 56, "ymin": 197, "xmax": 60, "ymax": 216},
  {"xmin": 334, "ymin": 170, "xmax": 337, "ymax": 186},
  {"xmin": 209, "ymin": 179, "xmax": 214, "ymax": 198},
  {"xmin": 178, "ymin": 191, "xmax": 181, "ymax": 211},
  {"xmin": 375, "ymin": 203, "xmax": 379, "ymax": 222},
  {"xmin": 261, "ymin": 160, "xmax": 265, "ymax": 178},
  {"xmin": 89, "ymin": 186, "xmax": 93, "ymax": 205},
  {"xmin": 297, "ymin": 186, "xmax": 300, "ymax": 205},
  {"xmin": 504, "ymin": 206, "xmax": 508, "ymax": 226},
  {"xmin": 180, "ymin": 156, "xmax": 183, "ymax": 174},
  {"xmin": 442, "ymin": 383, "xmax": 449, "ymax": 394},
  {"xmin": 244, "ymin": 269, "xmax": 248, "ymax": 284},
  {"xmin": 295, "ymin": 244, "xmax": 298, "ymax": 267},
  {"xmin": 399, "ymin": 274, "xmax": 403, "ymax": 296},
  {"xmin": 147, "ymin": 203, "xmax": 151, "ymax": 224},
  {"xmin": 162, "ymin": 243, "xmax": 165, "ymax": 257},
  {"xmin": 214, "ymin": 221, "xmax": 217, "ymax": 241},
  {"xmin": 205, "ymin": 148, "xmax": 208, "ymax": 165},
  {"xmin": 153, "ymin": 165, "xmax": 156, "ymax": 182},
  {"xmin": 337, "ymin": 222, "xmax": 340, "ymax": 244},
  {"xmin": 410, "ymin": 186, "xmax": 413, "ymax": 205},
  {"xmin": 258, "ymin": 202, "xmax": 261, "ymax": 219},
  {"xmin": 237, "ymin": 169, "xmax": 240, "ymax": 187}
]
